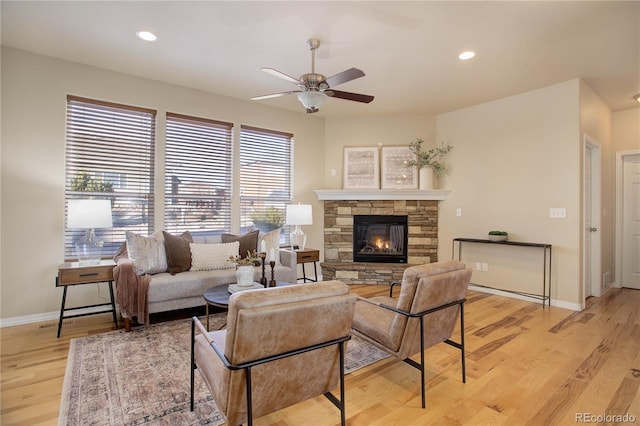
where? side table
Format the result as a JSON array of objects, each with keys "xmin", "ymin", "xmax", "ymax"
[
  {"xmin": 293, "ymin": 248, "xmax": 320, "ymax": 282},
  {"xmin": 56, "ymin": 260, "xmax": 118, "ymax": 337}
]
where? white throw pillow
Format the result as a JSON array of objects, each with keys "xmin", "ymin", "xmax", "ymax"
[
  {"xmin": 190, "ymin": 241, "xmax": 239, "ymax": 271},
  {"xmin": 258, "ymin": 228, "xmax": 282, "ymax": 264},
  {"xmin": 126, "ymin": 231, "xmax": 167, "ymax": 275}
]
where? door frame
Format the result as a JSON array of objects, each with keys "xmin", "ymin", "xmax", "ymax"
[
  {"xmin": 615, "ymin": 149, "xmax": 640, "ymax": 288},
  {"xmin": 583, "ymin": 135, "xmax": 602, "ymax": 302}
]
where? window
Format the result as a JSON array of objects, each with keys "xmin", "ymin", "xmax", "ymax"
[
  {"xmin": 164, "ymin": 113, "xmax": 233, "ymax": 237},
  {"xmin": 65, "ymin": 96, "xmax": 156, "ymax": 259},
  {"xmin": 239, "ymin": 126, "xmax": 293, "ymax": 241}
]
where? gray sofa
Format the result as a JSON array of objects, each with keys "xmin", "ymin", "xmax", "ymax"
[{"xmin": 114, "ymin": 233, "xmax": 298, "ymax": 331}]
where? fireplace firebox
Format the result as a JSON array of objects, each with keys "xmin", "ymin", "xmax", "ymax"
[{"xmin": 353, "ymin": 215, "xmax": 408, "ymax": 263}]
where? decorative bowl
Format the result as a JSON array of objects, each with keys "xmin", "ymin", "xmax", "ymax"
[{"xmin": 488, "ymin": 234, "xmax": 508, "ymax": 242}]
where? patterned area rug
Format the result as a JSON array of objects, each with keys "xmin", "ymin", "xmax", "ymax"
[{"xmin": 59, "ymin": 314, "xmax": 389, "ymax": 425}]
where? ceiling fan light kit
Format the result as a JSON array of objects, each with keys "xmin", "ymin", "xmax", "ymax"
[
  {"xmin": 297, "ymin": 91, "xmax": 328, "ymax": 110},
  {"xmin": 252, "ymin": 38, "xmax": 374, "ymax": 113}
]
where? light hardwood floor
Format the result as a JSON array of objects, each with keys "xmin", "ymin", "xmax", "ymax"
[{"xmin": 2, "ymin": 285, "xmax": 639, "ymax": 425}]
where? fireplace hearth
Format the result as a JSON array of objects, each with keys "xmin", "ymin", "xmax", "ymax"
[{"xmin": 353, "ymin": 215, "xmax": 408, "ymax": 263}]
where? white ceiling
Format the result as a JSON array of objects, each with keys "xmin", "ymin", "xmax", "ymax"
[{"xmin": 2, "ymin": 1, "xmax": 639, "ymax": 117}]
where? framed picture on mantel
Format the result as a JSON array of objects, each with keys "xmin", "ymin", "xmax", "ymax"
[
  {"xmin": 381, "ymin": 146, "xmax": 418, "ymax": 189},
  {"xmin": 343, "ymin": 147, "xmax": 379, "ymax": 189}
]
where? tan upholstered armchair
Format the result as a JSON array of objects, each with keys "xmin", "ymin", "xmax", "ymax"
[
  {"xmin": 191, "ymin": 281, "xmax": 356, "ymax": 426},
  {"xmin": 351, "ymin": 260, "xmax": 472, "ymax": 408}
]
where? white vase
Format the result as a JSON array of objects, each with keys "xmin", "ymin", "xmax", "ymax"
[
  {"xmin": 419, "ymin": 167, "xmax": 434, "ymax": 190},
  {"xmin": 235, "ymin": 265, "xmax": 254, "ymax": 287}
]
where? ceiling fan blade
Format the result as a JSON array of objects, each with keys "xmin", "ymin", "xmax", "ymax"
[
  {"xmin": 327, "ymin": 90, "xmax": 374, "ymax": 104},
  {"xmin": 261, "ymin": 67, "xmax": 302, "ymax": 85},
  {"xmin": 325, "ymin": 67, "xmax": 365, "ymax": 88},
  {"xmin": 251, "ymin": 90, "xmax": 301, "ymax": 101}
]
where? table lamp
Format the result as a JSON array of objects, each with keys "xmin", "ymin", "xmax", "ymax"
[
  {"xmin": 285, "ymin": 203, "xmax": 312, "ymax": 250},
  {"xmin": 67, "ymin": 199, "xmax": 113, "ymax": 265}
]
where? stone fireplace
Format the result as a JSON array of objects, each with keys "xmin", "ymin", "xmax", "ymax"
[{"xmin": 314, "ymin": 189, "xmax": 450, "ymax": 285}]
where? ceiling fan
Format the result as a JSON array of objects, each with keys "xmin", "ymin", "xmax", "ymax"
[{"xmin": 251, "ymin": 39, "xmax": 374, "ymax": 113}]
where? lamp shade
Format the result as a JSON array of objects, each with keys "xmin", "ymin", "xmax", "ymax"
[
  {"xmin": 67, "ymin": 199, "xmax": 113, "ymax": 229},
  {"xmin": 285, "ymin": 204, "xmax": 313, "ymax": 226},
  {"xmin": 297, "ymin": 91, "xmax": 328, "ymax": 109}
]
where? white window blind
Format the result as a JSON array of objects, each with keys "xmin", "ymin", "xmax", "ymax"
[
  {"xmin": 65, "ymin": 95, "xmax": 156, "ymax": 259},
  {"xmin": 164, "ymin": 113, "xmax": 233, "ymax": 237},
  {"xmin": 239, "ymin": 125, "xmax": 293, "ymax": 241}
]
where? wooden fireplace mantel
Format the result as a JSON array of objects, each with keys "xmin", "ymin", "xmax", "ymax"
[{"xmin": 313, "ymin": 189, "xmax": 451, "ymax": 201}]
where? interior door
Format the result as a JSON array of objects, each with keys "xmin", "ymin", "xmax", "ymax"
[
  {"xmin": 583, "ymin": 137, "xmax": 601, "ymax": 300},
  {"xmin": 622, "ymin": 153, "xmax": 640, "ymax": 289},
  {"xmin": 584, "ymin": 146, "xmax": 593, "ymax": 297}
]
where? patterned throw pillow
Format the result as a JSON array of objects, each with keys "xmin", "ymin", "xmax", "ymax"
[
  {"xmin": 125, "ymin": 231, "xmax": 167, "ymax": 275},
  {"xmin": 189, "ymin": 241, "xmax": 239, "ymax": 271}
]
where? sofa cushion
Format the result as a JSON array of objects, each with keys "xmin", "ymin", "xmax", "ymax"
[
  {"xmin": 190, "ymin": 242, "xmax": 238, "ymax": 271},
  {"xmin": 163, "ymin": 231, "xmax": 193, "ymax": 275},
  {"xmin": 221, "ymin": 230, "xmax": 259, "ymax": 259},
  {"xmin": 126, "ymin": 231, "xmax": 167, "ymax": 275}
]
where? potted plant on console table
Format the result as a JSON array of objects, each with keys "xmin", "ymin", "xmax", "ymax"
[{"xmin": 405, "ymin": 139, "xmax": 453, "ymax": 190}]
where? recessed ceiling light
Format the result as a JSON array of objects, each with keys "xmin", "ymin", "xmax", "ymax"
[
  {"xmin": 458, "ymin": 51, "xmax": 476, "ymax": 60},
  {"xmin": 634, "ymin": 94, "xmax": 640, "ymax": 103},
  {"xmin": 136, "ymin": 31, "xmax": 157, "ymax": 42}
]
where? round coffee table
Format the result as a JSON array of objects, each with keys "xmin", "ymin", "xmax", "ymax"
[{"xmin": 203, "ymin": 285, "xmax": 232, "ymax": 331}]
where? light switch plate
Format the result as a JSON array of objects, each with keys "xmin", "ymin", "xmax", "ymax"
[{"xmin": 549, "ymin": 208, "xmax": 567, "ymax": 218}]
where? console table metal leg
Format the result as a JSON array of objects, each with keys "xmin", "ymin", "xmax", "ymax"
[{"xmin": 548, "ymin": 247, "xmax": 552, "ymax": 307}]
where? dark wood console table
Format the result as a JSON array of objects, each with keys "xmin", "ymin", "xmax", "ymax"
[{"xmin": 452, "ymin": 238, "xmax": 552, "ymax": 307}]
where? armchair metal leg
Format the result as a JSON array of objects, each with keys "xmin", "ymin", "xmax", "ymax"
[
  {"xmin": 190, "ymin": 319, "xmax": 196, "ymax": 411},
  {"xmin": 322, "ymin": 341, "xmax": 347, "ymax": 426},
  {"xmin": 460, "ymin": 303, "xmax": 466, "ymax": 383},
  {"xmin": 401, "ymin": 301, "xmax": 467, "ymax": 409},
  {"xmin": 245, "ymin": 367, "xmax": 254, "ymax": 426}
]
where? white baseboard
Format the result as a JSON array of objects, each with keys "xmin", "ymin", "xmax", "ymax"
[
  {"xmin": 0, "ymin": 305, "xmax": 115, "ymax": 328},
  {"xmin": 469, "ymin": 284, "xmax": 581, "ymax": 311}
]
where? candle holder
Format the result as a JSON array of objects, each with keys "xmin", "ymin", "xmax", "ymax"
[
  {"xmin": 269, "ymin": 261, "xmax": 276, "ymax": 287},
  {"xmin": 259, "ymin": 252, "xmax": 267, "ymax": 287}
]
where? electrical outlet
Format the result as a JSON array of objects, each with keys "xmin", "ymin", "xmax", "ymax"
[
  {"xmin": 475, "ymin": 262, "xmax": 482, "ymax": 271},
  {"xmin": 456, "ymin": 208, "xmax": 462, "ymax": 217},
  {"xmin": 482, "ymin": 263, "xmax": 489, "ymax": 272},
  {"xmin": 549, "ymin": 208, "xmax": 567, "ymax": 218}
]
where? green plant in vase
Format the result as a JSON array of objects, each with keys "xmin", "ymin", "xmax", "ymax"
[
  {"xmin": 405, "ymin": 139, "xmax": 453, "ymax": 175},
  {"xmin": 405, "ymin": 139, "xmax": 453, "ymax": 189}
]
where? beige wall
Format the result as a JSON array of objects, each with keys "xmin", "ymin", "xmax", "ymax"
[
  {"xmin": 437, "ymin": 80, "xmax": 583, "ymax": 308},
  {"xmin": 1, "ymin": 47, "xmax": 325, "ymax": 321},
  {"xmin": 613, "ymin": 108, "xmax": 640, "ymax": 153}
]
